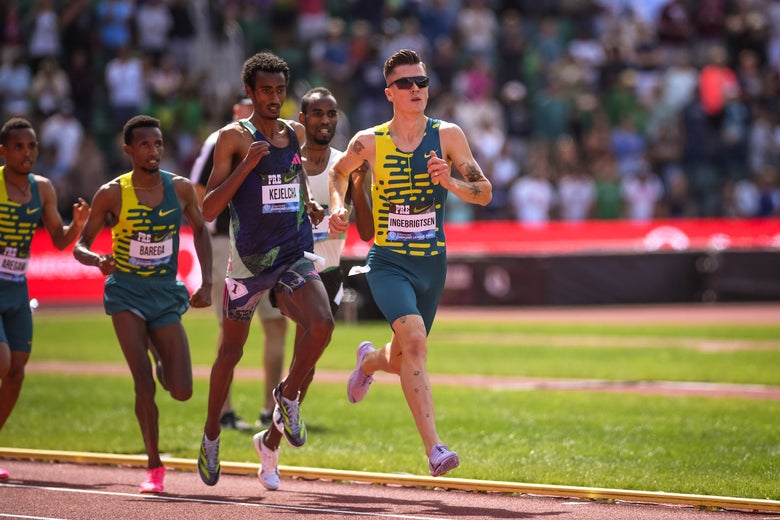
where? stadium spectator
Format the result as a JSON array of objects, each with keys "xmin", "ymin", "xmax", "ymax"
[
  {"xmin": 104, "ymin": 44, "xmax": 146, "ymax": 172},
  {"xmin": 622, "ymin": 160, "xmax": 665, "ymax": 221},
  {"xmin": 147, "ymin": 53, "xmax": 183, "ymax": 107},
  {"xmin": 747, "ymin": 104, "xmax": 777, "ymax": 177},
  {"xmin": 659, "ymin": 48, "xmax": 698, "ymax": 115},
  {"xmin": 769, "ymin": 1, "xmax": 780, "ymax": 74},
  {"xmin": 591, "ymin": 152, "xmax": 623, "ymax": 220},
  {"xmin": 555, "ymin": 136, "xmax": 596, "ymax": 221},
  {"xmin": 567, "ymin": 19, "xmax": 606, "ymax": 91},
  {"xmin": 166, "ymin": 0, "xmax": 197, "ymax": 71},
  {"xmin": 496, "ymin": 9, "xmax": 527, "ymax": 86},
  {"xmin": 66, "ymin": 49, "xmax": 97, "ymax": 132},
  {"xmin": 456, "ymin": 0, "xmax": 500, "ymax": 61},
  {"xmin": 30, "ymin": 57, "xmax": 70, "ymax": 120},
  {"xmin": 296, "ymin": 0, "xmax": 329, "ymax": 45},
  {"xmin": 699, "ymin": 45, "xmax": 739, "ymax": 129},
  {"xmin": 104, "ymin": 45, "xmax": 146, "ymax": 133},
  {"xmin": 656, "ymin": 0, "xmax": 692, "ymax": 60},
  {"xmin": 719, "ymin": 84, "xmax": 751, "ymax": 182},
  {"xmin": 483, "ymin": 140, "xmax": 521, "ymax": 220},
  {"xmin": 134, "ymin": 0, "xmax": 172, "ymax": 67},
  {"xmin": 680, "ymin": 86, "xmax": 723, "ymax": 216},
  {"xmin": 428, "ymin": 36, "xmax": 460, "ymax": 98},
  {"xmin": 386, "ymin": 16, "xmax": 431, "ymax": 62},
  {"xmin": 509, "ymin": 142, "xmax": 556, "ymax": 224},
  {"xmin": 724, "ymin": 0, "xmax": 770, "ymax": 67},
  {"xmin": 310, "ymin": 18, "xmax": 352, "ymax": 116},
  {"xmin": 95, "ymin": 0, "xmax": 135, "ymax": 64},
  {"xmin": 662, "ymin": 167, "xmax": 696, "ymax": 218},
  {"xmin": 691, "ymin": 0, "xmax": 728, "ymax": 61},
  {"xmin": 59, "ymin": 0, "xmax": 96, "ymax": 67},
  {"xmin": 610, "ymin": 112, "xmax": 648, "ymax": 178},
  {"xmin": 350, "ymin": 31, "xmax": 393, "ymax": 132},
  {"xmin": 26, "ymin": 0, "xmax": 60, "ymax": 72},
  {"xmin": 205, "ymin": 1, "xmax": 245, "ymax": 113},
  {"xmin": 647, "ymin": 117, "xmax": 684, "ymax": 188},
  {"xmin": 0, "ymin": 3, "xmax": 23, "ymax": 51},
  {"xmin": 0, "ymin": 49, "xmax": 32, "ymax": 120},
  {"xmin": 416, "ymin": 0, "xmax": 459, "ymax": 51},
  {"xmin": 531, "ymin": 73, "xmax": 571, "ymax": 143},
  {"xmin": 754, "ymin": 165, "xmax": 780, "ymax": 217},
  {"xmin": 38, "ymin": 100, "xmax": 84, "ymax": 207}
]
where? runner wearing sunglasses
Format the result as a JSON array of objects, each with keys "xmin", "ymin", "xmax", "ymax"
[
  {"xmin": 328, "ymin": 49, "xmax": 492, "ymax": 477},
  {"xmin": 386, "ymin": 75, "xmax": 430, "ymax": 89}
]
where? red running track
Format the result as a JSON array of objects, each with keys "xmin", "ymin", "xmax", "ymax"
[{"xmin": 1, "ymin": 459, "xmax": 775, "ymax": 520}]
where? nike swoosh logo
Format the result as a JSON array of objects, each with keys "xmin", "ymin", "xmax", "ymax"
[
  {"xmin": 283, "ymin": 172, "xmax": 299, "ymax": 183},
  {"xmin": 158, "ymin": 208, "xmax": 177, "ymax": 217},
  {"xmin": 424, "ymin": 151, "xmax": 433, "ymax": 158},
  {"xmin": 413, "ymin": 203, "xmax": 432, "ymax": 214},
  {"xmin": 26, "ymin": 207, "xmax": 41, "ymax": 214}
]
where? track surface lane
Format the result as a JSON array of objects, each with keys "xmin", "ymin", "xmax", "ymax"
[{"xmin": 0, "ymin": 460, "xmax": 774, "ymax": 520}]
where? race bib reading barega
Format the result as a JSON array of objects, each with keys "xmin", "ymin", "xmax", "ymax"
[
  {"xmin": 128, "ymin": 232, "xmax": 173, "ymax": 267},
  {"xmin": 0, "ymin": 246, "xmax": 29, "ymax": 276}
]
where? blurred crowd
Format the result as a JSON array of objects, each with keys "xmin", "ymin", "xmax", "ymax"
[{"xmin": 1, "ymin": 0, "xmax": 779, "ymax": 222}]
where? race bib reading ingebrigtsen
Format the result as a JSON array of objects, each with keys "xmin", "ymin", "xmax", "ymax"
[{"xmin": 387, "ymin": 202, "xmax": 436, "ymax": 242}]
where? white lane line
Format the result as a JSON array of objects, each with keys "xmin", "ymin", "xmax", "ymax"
[
  {"xmin": 0, "ymin": 482, "xmax": 442, "ymax": 520},
  {"xmin": 0, "ymin": 513, "xmax": 66, "ymax": 520}
]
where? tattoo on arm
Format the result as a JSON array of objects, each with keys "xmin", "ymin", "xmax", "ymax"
[
  {"xmin": 455, "ymin": 161, "xmax": 486, "ymax": 199},
  {"xmin": 351, "ymin": 140, "xmax": 365, "ymax": 154},
  {"xmin": 462, "ymin": 162, "xmax": 484, "ymax": 183}
]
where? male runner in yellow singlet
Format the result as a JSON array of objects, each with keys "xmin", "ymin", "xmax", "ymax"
[
  {"xmin": 329, "ymin": 49, "xmax": 492, "ymax": 477},
  {"xmin": 0, "ymin": 117, "xmax": 89, "ymax": 481},
  {"xmin": 73, "ymin": 115, "xmax": 212, "ymax": 493}
]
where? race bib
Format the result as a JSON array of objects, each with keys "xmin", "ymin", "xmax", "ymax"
[
  {"xmin": 128, "ymin": 233, "xmax": 173, "ymax": 266},
  {"xmin": 312, "ymin": 205, "xmax": 331, "ymax": 241},
  {"xmin": 225, "ymin": 277, "xmax": 249, "ymax": 300},
  {"xmin": 262, "ymin": 172, "xmax": 300, "ymax": 214},
  {"xmin": 387, "ymin": 202, "xmax": 436, "ymax": 242},
  {"xmin": 0, "ymin": 247, "xmax": 29, "ymax": 276}
]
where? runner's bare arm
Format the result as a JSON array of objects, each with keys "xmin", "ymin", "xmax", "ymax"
[
  {"xmin": 37, "ymin": 175, "xmax": 89, "ymax": 249},
  {"xmin": 73, "ymin": 182, "xmax": 119, "ymax": 274},
  {"xmin": 175, "ymin": 176, "xmax": 212, "ymax": 307},
  {"xmin": 202, "ymin": 124, "xmax": 268, "ymax": 221},
  {"xmin": 434, "ymin": 123, "xmax": 492, "ymax": 206},
  {"xmin": 329, "ymin": 131, "xmax": 374, "ymax": 236},
  {"xmin": 348, "ymin": 162, "xmax": 373, "ymax": 241}
]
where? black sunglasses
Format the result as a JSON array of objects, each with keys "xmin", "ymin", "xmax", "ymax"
[{"xmin": 387, "ymin": 76, "xmax": 430, "ymax": 89}]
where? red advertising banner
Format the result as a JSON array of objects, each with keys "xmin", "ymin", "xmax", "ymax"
[
  {"xmin": 27, "ymin": 228, "xmax": 203, "ymax": 306},
  {"xmin": 27, "ymin": 218, "xmax": 780, "ymax": 306},
  {"xmin": 343, "ymin": 218, "xmax": 780, "ymax": 258}
]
